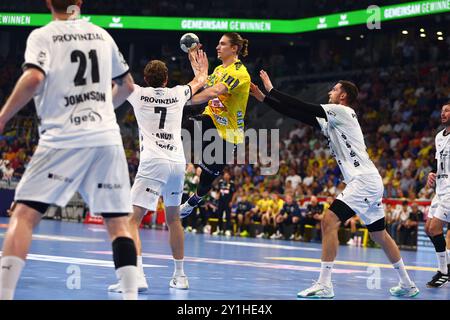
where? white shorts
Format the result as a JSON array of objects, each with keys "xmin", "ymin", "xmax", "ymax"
[
  {"xmin": 428, "ymin": 194, "xmax": 450, "ymax": 222},
  {"xmin": 131, "ymin": 160, "xmax": 185, "ymax": 211},
  {"xmin": 15, "ymin": 145, "xmax": 132, "ymax": 215},
  {"xmin": 335, "ymin": 174, "xmax": 385, "ymax": 226}
]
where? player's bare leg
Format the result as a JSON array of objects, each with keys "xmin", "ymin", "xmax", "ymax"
[
  {"xmin": 425, "ymin": 217, "xmax": 449, "ymax": 288},
  {"xmin": 368, "ymin": 229, "xmax": 417, "ymax": 296},
  {"xmin": 358, "ymin": 225, "xmax": 417, "ymax": 296},
  {"xmin": 103, "ymin": 215, "xmax": 138, "ymax": 300},
  {"xmin": 128, "ymin": 206, "xmax": 147, "ymax": 257},
  {"xmin": 320, "ymin": 210, "xmax": 341, "ymax": 263},
  {"xmin": 0, "ymin": 203, "xmax": 41, "ymax": 300},
  {"xmin": 297, "ymin": 210, "xmax": 339, "ymax": 299},
  {"xmin": 108, "ymin": 206, "xmax": 148, "ymax": 293},
  {"xmin": 166, "ymin": 206, "xmax": 189, "ymax": 289},
  {"xmin": 298, "ymin": 210, "xmax": 418, "ymax": 299}
]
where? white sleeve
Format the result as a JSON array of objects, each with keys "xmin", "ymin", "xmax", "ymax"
[
  {"xmin": 23, "ymin": 29, "xmax": 50, "ymax": 75},
  {"xmin": 106, "ymin": 32, "xmax": 129, "ymax": 79},
  {"xmin": 316, "ymin": 117, "xmax": 328, "ymax": 132},
  {"xmin": 320, "ymin": 104, "xmax": 351, "ymax": 127},
  {"xmin": 126, "ymin": 84, "xmax": 141, "ymax": 107},
  {"xmin": 176, "ymin": 85, "xmax": 193, "ymax": 105}
]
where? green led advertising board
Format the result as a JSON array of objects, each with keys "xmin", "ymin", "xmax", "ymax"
[{"xmin": 0, "ymin": 0, "xmax": 448, "ymax": 33}]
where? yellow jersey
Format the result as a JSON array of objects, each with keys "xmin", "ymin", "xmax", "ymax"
[
  {"xmin": 203, "ymin": 59, "xmax": 250, "ymax": 144},
  {"xmin": 271, "ymin": 199, "xmax": 284, "ymax": 215},
  {"xmin": 256, "ymin": 199, "xmax": 274, "ymax": 213}
]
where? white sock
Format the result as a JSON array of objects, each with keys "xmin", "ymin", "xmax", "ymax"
[
  {"xmin": 392, "ymin": 259, "xmax": 413, "ymax": 286},
  {"xmin": 137, "ymin": 256, "xmax": 144, "ymax": 275},
  {"xmin": 318, "ymin": 262, "xmax": 333, "ymax": 286},
  {"xmin": 446, "ymin": 249, "xmax": 450, "ymax": 262},
  {"xmin": 436, "ymin": 252, "xmax": 448, "ymax": 274},
  {"xmin": 116, "ymin": 265, "xmax": 138, "ymax": 300},
  {"xmin": 173, "ymin": 259, "xmax": 185, "ymax": 277},
  {"xmin": 0, "ymin": 256, "xmax": 25, "ymax": 300}
]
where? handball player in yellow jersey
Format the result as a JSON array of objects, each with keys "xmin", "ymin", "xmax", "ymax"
[{"xmin": 181, "ymin": 32, "xmax": 251, "ymax": 218}]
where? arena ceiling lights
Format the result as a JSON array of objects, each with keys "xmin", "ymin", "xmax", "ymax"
[{"xmin": 0, "ymin": 0, "xmax": 449, "ymax": 34}]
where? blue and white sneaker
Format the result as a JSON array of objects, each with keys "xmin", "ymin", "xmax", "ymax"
[
  {"xmin": 389, "ymin": 282, "xmax": 420, "ymax": 297},
  {"xmin": 297, "ymin": 281, "xmax": 334, "ymax": 299},
  {"xmin": 180, "ymin": 202, "xmax": 196, "ymax": 219}
]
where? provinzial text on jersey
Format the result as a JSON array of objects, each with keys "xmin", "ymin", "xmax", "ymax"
[
  {"xmin": 141, "ymin": 96, "xmax": 179, "ymax": 104},
  {"xmin": 52, "ymin": 33, "xmax": 105, "ymax": 43},
  {"xmin": 64, "ymin": 91, "xmax": 106, "ymax": 107}
]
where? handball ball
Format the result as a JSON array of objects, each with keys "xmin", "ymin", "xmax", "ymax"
[{"xmin": 180, "ymin": 33, "xmax": 200, "ymax": 53}]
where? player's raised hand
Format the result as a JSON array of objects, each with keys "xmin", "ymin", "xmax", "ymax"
[
  {"xmin": 188, "ymin": 44, "xmax": 203, "ymax": 73},
  {"xmin": 259, "ymin": 70, "xmax": 274, "ymax": 92},
  {"xmin": 249, "ymin": 83, "xmax": 265, "ymax": 102},
  {"xmin": 192, "ymin": 49, "xmax": 208, "ymax": 85},
  {"xmin": 197, "ymin": 49, "xmax": 208, "ymax": 75},
  {"xmin": 426, "ymin": 172, "xmax": 436, "ymax": 188}
]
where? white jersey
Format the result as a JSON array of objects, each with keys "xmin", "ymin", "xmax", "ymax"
[
  {"xmin": 127, "ymin": 84, "xmax": 192, "ymax": 164},
  {"xmin": 24, "ymin": 19, "xmax": 129, "ymax": 148},
  {"xmin": 317, "ymin": 104, "xmax": 379, "ymax": 183},
  {"xmin": 435, "ymin": 129, "xmax": 450, "ymax": 197}
]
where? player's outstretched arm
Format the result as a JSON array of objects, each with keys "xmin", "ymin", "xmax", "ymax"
[
  {"xmin": 250, "ymin": 83, "xmax": 320, "ymax": 129},
  {"xmin": 112, "ymin": 73, "xmax": 135, "ymax": 108},
  {"xmin": 259, "ymin": 70, "xmax": 326, "ymax": 119},
  {"xmin": 259, "ymin": 70, "xmax": 274, "ymax": 92},
  {"xmin": 0, "ymin": 68, "xmax": 45, "ymax": 134},
  {"xmin": 189, "ymin": 83, "xmax": 228, "ymax": 106}
]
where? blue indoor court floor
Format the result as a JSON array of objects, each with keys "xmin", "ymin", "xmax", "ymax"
[{"xmin": 0, "ymin": 217, "xmax": 448, "ymax": 300}]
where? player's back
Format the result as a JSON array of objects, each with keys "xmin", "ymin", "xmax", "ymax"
[
  {"xmin": 128, "ymin": 84, "xmax": 192, "ymax": 164},
  {"xmin": 435, "ymin": 129, "xmax": 450, "ymax": 196},
  {"xmin": 318, "ymin": 103, "xmax": 379, "ymax": 183},
  {"xmin": 25, "ymin": 19, "xmax": 128, "ymax": 148}
]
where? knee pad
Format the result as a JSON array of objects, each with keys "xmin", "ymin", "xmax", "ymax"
[{"xmin": 112, "ymin": 237, "xmax": 137, "ymax": 269}]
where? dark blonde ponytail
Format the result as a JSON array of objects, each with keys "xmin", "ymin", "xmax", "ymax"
[{"xmin": 224, "ymin": 32, "xmax": 249, "ymax": 58}]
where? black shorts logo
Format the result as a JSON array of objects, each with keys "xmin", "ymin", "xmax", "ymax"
[
  {"xmin": 145, "ymin": 188, "xmax": 159, "ymax": 196},
  {"xmin": 98, "ymin": 183, "xmax": 122, "ymax": 189},
  {"xmin": 48, "ymin": 173, "xmax": 74, "ymax": 183}
]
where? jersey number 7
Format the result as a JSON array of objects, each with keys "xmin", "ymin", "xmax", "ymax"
[{"xmin": 155, "ymin": 107, "xmax": 167, "ymax": 129}]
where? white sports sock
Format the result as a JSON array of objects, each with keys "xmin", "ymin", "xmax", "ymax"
[
  {"xmin": 392, "ymin": 259, "xmax": 413, "ymax": 286},
  {"xmin": 137, "ymin": 256, "xmax": 144, "ymax": 275},
  {"xmin": 317, "ymin": 262, "xmax": 333, "ymax": 286},
  {"xmin": 173, "ymin": 259, "xmax": 185, "ymax": 277},
  {"xmin": 116, "ymin": 265, "xmax": 138, "ymax": 300},
  {"xmin": 0, "ymin": 256, "xmax": 25, "ymax": 300},
  {"xmin": 436, "ymin": 252, "xmax": 448, "ymax": 274}
]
